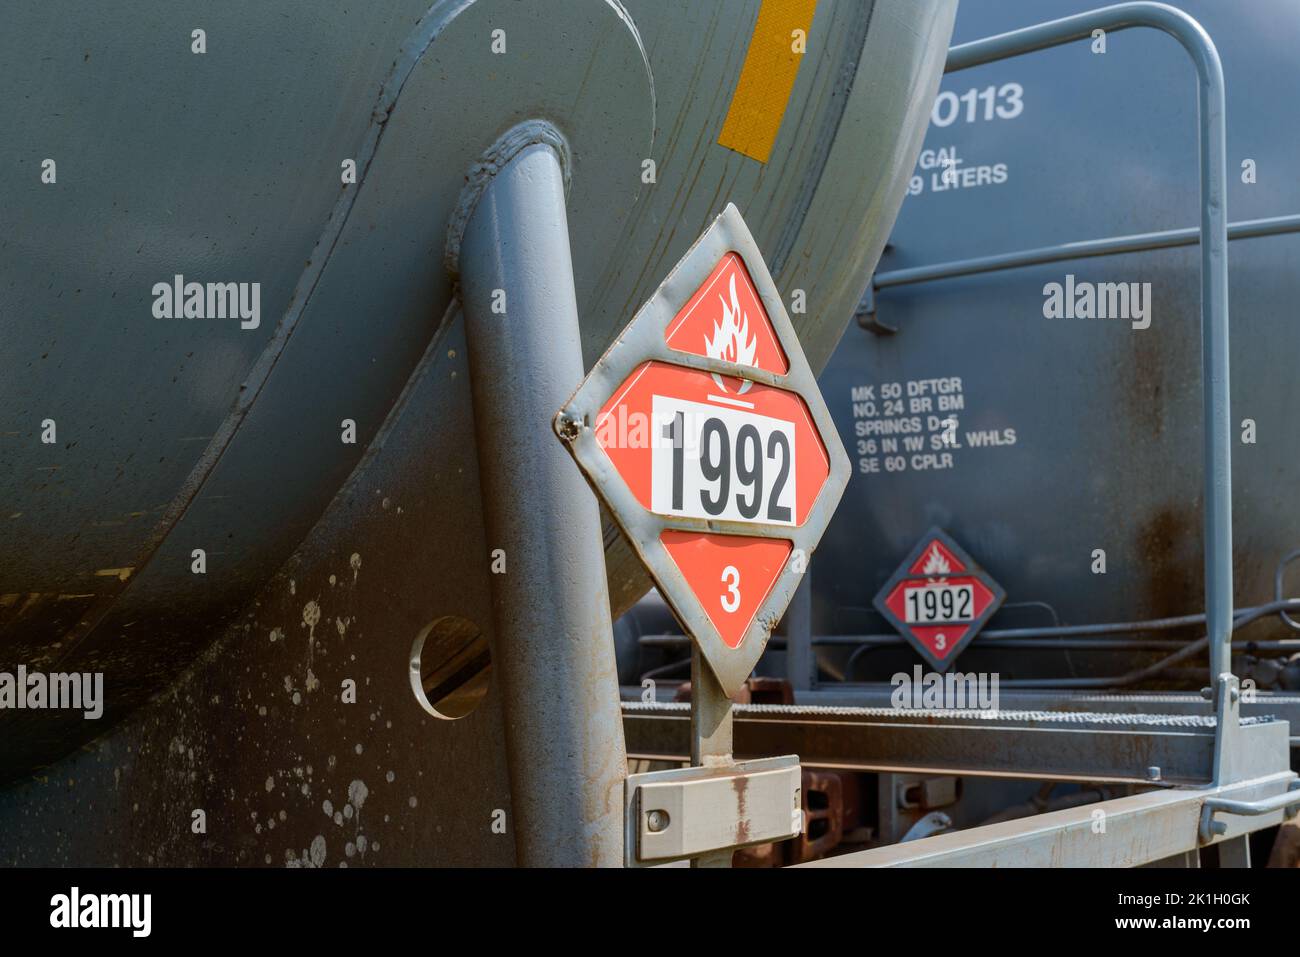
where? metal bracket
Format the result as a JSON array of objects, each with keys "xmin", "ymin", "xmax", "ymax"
[
  {"xmin": 1211, "ymin": 672, "xmax": 1243, "ymax": 785},
  {"xmin": 854, "ymin": 279, "xmax": 896, "ymax": 335},
  {"xmin": 624, "ymin": 754, "xmax": 803, "ymax": 866}
]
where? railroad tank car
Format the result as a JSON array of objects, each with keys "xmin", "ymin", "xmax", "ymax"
[
  {"xmin": 811, "ymin": 0, "xmax": 1300, "ymax": 689},
  {"xmin": 0, "ymin": 0, "xmax": 955, "ymax": 865}
]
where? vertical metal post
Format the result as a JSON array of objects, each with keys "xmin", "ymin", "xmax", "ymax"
[
  {"xmin": 784, "ymin": 569, "xmax": 815, "ymax": 692},
  {"xmin": 458, "ymin": 139, "xmax": 627, "ymax": 867},
  {"xmin": 690, "ymin": 647, "xmax": 734, "ymax": 867}
]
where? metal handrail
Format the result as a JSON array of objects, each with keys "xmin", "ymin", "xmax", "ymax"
[
  {"xmin": 938, "ymin": 3, "xmax": 1234, "ymax": 704},
  {"xmin": 873, "ymin": 214, "xmax": 1300, "ymax": 290},
  {"xmin": 1198, "ymin": 778, "xmax": 1300, "ymax": 842}
]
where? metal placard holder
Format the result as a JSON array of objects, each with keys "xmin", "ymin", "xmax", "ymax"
[{"xmin": 552, "ymin": 205, "xmax": 852, "ymax": 867}]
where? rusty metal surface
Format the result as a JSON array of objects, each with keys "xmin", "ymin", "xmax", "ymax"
[
  {"xmin": 1267, "ymin": 818, "xmax": 1300, "ymax": 868},
  {"xmin": 623, "ymin": 754, "xmax": 801, "ymax": 866},
  {"xmin": 695, "ymin": 765, "xmax": 854, "ymax": 866},
  {"xmin": 792, "ymin": 767, "xmax": 846, "ymax": 862},
  {"xmin": 0, "ymin": 320, "xmax": 517, "ymax": 866}
]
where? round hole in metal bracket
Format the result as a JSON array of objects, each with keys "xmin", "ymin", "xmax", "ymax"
[{"xmin": 409, "ymin": 616, "xmax": 491, "ymax": 720}]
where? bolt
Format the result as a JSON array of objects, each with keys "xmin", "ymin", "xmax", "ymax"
[
  {"xmin": 1147, "ymin": 766, "xmax": 1162, "ymax": 781},
  {"xmin": 1230, "ymin": 686, "xmax": 1240, "ymax": 704},
  {"xmin": 646, "ymin": 809, "xmax": 669, "ymax": 833},
  {"xmin": 557, "ymin": 416, "xmax": 581, "ymax": 442}
]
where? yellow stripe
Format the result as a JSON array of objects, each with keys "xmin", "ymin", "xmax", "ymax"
[{"xmin": 717, "ymin": 0, "xmax": 818, "ymax": 164}]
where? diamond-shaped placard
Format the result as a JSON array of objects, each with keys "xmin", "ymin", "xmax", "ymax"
[
  {"xmin": 872, "ymin": 527, "xmax": 1006, "ymax": 673},
  {"xmin": 554, "ymin": 204, "xmax": 850, "ymax": 695}
]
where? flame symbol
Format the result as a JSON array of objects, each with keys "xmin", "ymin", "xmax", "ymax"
[
  {"xmin": 922, "ymin": 543, "xmax": 951, "ymax": 583},
  {"xmin": 705, "ymin": 274, "xmax": 758, "ymax": 394}
]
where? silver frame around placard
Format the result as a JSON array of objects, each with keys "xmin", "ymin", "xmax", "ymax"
[{"xmin": 555, "ymin": 203, "xmax": 851, "ymax": 695}]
